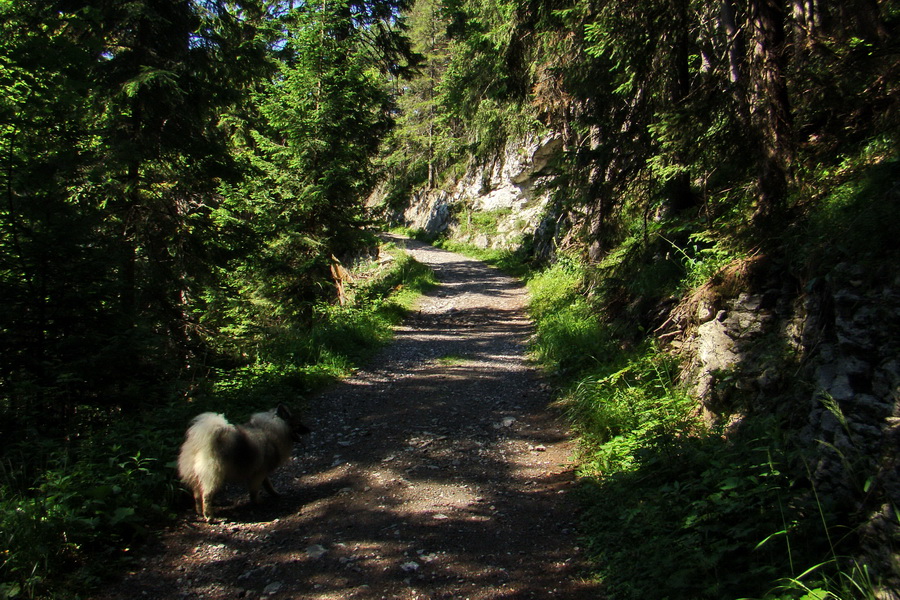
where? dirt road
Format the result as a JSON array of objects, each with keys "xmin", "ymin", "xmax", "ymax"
[{"xmin": 98, "ymin": 236, "xmax": 601, "ymax": 599}]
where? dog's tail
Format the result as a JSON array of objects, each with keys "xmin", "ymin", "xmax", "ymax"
[{"xmin": 177, "ymin": 412, "xmax": 233, "ymax": 491}]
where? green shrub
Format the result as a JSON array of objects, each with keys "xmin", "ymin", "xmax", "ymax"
[
  {"xmin": 1, "ymin": 442, "xmax": 176, "ymax": 598},
  {"xmin": 526, "ymin": 256, "xmax": 627, "ymax": 378},
  {"xmin": 568, "ymin": 349, "xmax": 696, "ymax": 474},
  {"xmin": 527, "ymin": 255, "xmax": 585, "ymax": 320},
  {"xmin": 578, "ymin": 432, "xmax": 801, "ymax": 600},
  {"xmin": 661, "ymin": 231, "xmax": 743, "ymax": 291},
  {"xmin": 455, "ymin": 206, "xmax": 512, "ymax": 239},
  {"xmin": 791, "ymin": 159, "xmax": 900, "ymax": 278}
]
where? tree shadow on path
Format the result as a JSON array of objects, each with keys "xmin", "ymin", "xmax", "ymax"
[{"xmin": 95, "ymin": 238, "xmax": 603, "ymax": 600}]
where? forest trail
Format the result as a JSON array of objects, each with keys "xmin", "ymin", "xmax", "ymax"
[{"xmin": 96, "ymin": 236, "xmax": 601, "ymax": 600}]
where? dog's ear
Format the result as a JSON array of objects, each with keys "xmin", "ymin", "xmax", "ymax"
[
  {"xmin": 277, "ymin": 403, "xmax": 311, "ymax": 438},
  {"xmin": 276, "ymin": 403, "xmax": 292, "ymax": 420}
]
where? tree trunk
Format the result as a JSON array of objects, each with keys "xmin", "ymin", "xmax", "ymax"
[
  {"xmin": 748, "ymin": 0, "xmax": 793, "ymax": 222},
  {"xmin": 833, "ymin": 0, "xmax": 888, "ymax": 41},
  {"xmin": 122, "ymin": 123, "xmax": 140, "ymax": 331},
  {"xmin": 665, "ymin": 0, "xmax": 696, "ymax": 213},
  {"xmin": 721, "ymin": 0, "xmax": 744, "ymax": 84}
]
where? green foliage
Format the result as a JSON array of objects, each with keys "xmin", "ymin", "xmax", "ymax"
[
  {"xmin": 576, "ymin": 424, "xmax": 816, "ymax": 600},
  {"xmin": 527, "ymin": 255, "xmax": 586, "ymax": 320},
  {"xmin": 377, "ymin": 0, "xmax": 542, "ymax": 209},
  {"xmin": 551, "ymin": 342, "xmax": 861, "ymax": 598},
  {"xmin": 0, "ymin": 0, "xmax": 416, "ymax": 433},
  {"xmin": 0, "ymin": 0, "xmax": 273, "ymax": 431},
  {"xmin": 766, "ymin": 559, "xmax": 881, "ymax": 600},
  {"xmin": 567, "ymin": 349, "xmax": 696, "ymax": 474},
  {"xmin": 660, "ymin": 230, "xmax": 743, "ymax": 291},
  {"xmin": 452, "ymin": 205, "xmax": 512, "ymax": 239},
  {"xmin": 210, "ymin": 0, "xmax": 416, "ymax": 339},
  {"xmin": 376, "ymin": 0, "xmax": 456, "ymax": 198},
  {"xmin": 790, "ymin": 159, "xmax": 900, "ymax": 279},
  {"xmin": 0, "ymin": 439, "xmax": 176, "ymax": 598},
  {"xmin": 527, "ymin": 256, "xmax": 621, "ymax": 376},
  {"xmin": 524, "ymin": 243, "xmax": 887, "ymax": 600}
]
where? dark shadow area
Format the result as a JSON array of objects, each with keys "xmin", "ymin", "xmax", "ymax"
[{"xmin": 574, "ymin": 426, "xmax": 845, "ymax": 600}]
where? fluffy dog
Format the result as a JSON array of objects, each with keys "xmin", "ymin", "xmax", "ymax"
[{"xmin": 177, "ymin": 404, "xmax": 310, "ymax": 520}]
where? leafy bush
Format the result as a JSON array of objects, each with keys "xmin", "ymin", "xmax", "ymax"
[
  {"xmin": 0, "ymin": 441, "xmax": 176, "ymax": 598},
  {"xmin": 661, "ymin": 231, "xmax": 743, "ymax": 291},
  {"xmin": 526, "ymin": 257, "xmax": 623, "ymax": 376},
  {"xmin": 790, "ymin": 159, "xmax": 900, "ymax": 278},
  {"xmin": 453, "ymin": 206, "xmax": 513, "ymax": 239},
  {"xmin": 562, "ymin": 346, "xmax": 838, "ymax": 600},
  {"xmin": 567, "ymin": 349, "xmax": 697, "ymax": 475},
  {"xmin": 577, "ymin": 428, "xmax": 807, "ymax": 600},
  {"xmin": 527, "ymin": 255, "xmax": 585, "ymax": 320}
]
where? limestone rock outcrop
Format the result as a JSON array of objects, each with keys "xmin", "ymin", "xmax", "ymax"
[{"xmin": 398, "ymin": 134, "xmax": 562, "ymax": 249}]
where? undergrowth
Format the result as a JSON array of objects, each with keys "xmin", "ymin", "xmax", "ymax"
[
  {"xmin": 525, "ymin": 210, "xmax": 886, "ymax": 598},
  {"xmin": 0, "ymin": 244, "xmax": 435, "ymax": 600}
]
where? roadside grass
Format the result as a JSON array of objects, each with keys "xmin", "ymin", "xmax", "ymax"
[
  {"xmin": 435, "ymin": 354, "xmax": 472, "ymax": 366},
  {"xmin": 0, "ymin": 244, "xmax": 435, "ymax": 600},
  {"xmin": 434, "ymin": 239, "xmax": 533, "ymax": 279},
  {"xmin": 452, "ymin": 205, "xmax": 513, "ymax": 240},
  {"xmin": 525, "ymin": 220, "xmax": 882, "ymax": 598}
]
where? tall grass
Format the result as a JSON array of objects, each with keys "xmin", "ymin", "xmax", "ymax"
[
  {"xmin": 526, "ymin": 256, "xmax": 624, "ymax": 376},
  {"xmin": 566, "ymin": 350, "xmax": 697, "ymax": 475}
]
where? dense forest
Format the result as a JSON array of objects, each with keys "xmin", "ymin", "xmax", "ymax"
[{"xmin": 1, "ymin": 0, "xmax": 898, "ymax": 598}]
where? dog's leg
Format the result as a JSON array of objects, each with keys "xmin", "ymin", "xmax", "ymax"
[
  {"xmin": 263, "ymin": 477, "xmax": 280, "ymax": 497},
  {"xmin": 201, "ymin": 490, "xmax": 216, "ymax": 521},
  {"xmin": 198, "ymin": 481, "xmax": 221, "ymax": 521},
  {"xmin": 248, "ymin": 478, "xmax": 263, "ymax": 504},
  {"xmin": 192, "ymin": 489, "xmax": 204, "ymax": 517}
]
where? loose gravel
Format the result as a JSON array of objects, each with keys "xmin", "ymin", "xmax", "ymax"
[{"xmin": 95, "ymin": 236, "xmax": 601, "ymax": 600}]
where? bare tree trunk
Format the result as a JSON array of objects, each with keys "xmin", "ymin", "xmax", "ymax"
[
  {"xmin": 748, "ymin": 0, "xmax": 793, "ymax": 222},
  {"xmin": 122, "ymin": 106, "xmax": 140, "ymax": 330},
  {"xmin": 791, "ymin": 0, "xmax": 819, "ymax": 38},
  {"xmin": 427, "ymin": 8, "xmax": 438, "ymax": 188},
  {"xmin": 721, "ymin": 0, "xmax": 744, "ymax": 84},
  {"xmin": 665, "ymin": 0, "xmax": 696, "ymax": 213},
  {"xmin": 833, "ymin": 0, "xmax": 888, "ymax": 41}
]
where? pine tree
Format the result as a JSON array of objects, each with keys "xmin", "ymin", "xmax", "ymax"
[
  {"xmin": 0, "ymin": 0, "xmax": 272, "ymax": 426},
  {"xmin": 213, "ymin": 0, "xmax": 412, "ymax": 330},
  {"xmin": 379, "ymin": 0, "xmax": 452, "ymax": 194}
]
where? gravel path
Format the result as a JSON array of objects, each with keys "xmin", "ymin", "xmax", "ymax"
[{"xmin": 97, "ymin": 236, "xmax": 601, "ymax": 600}]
